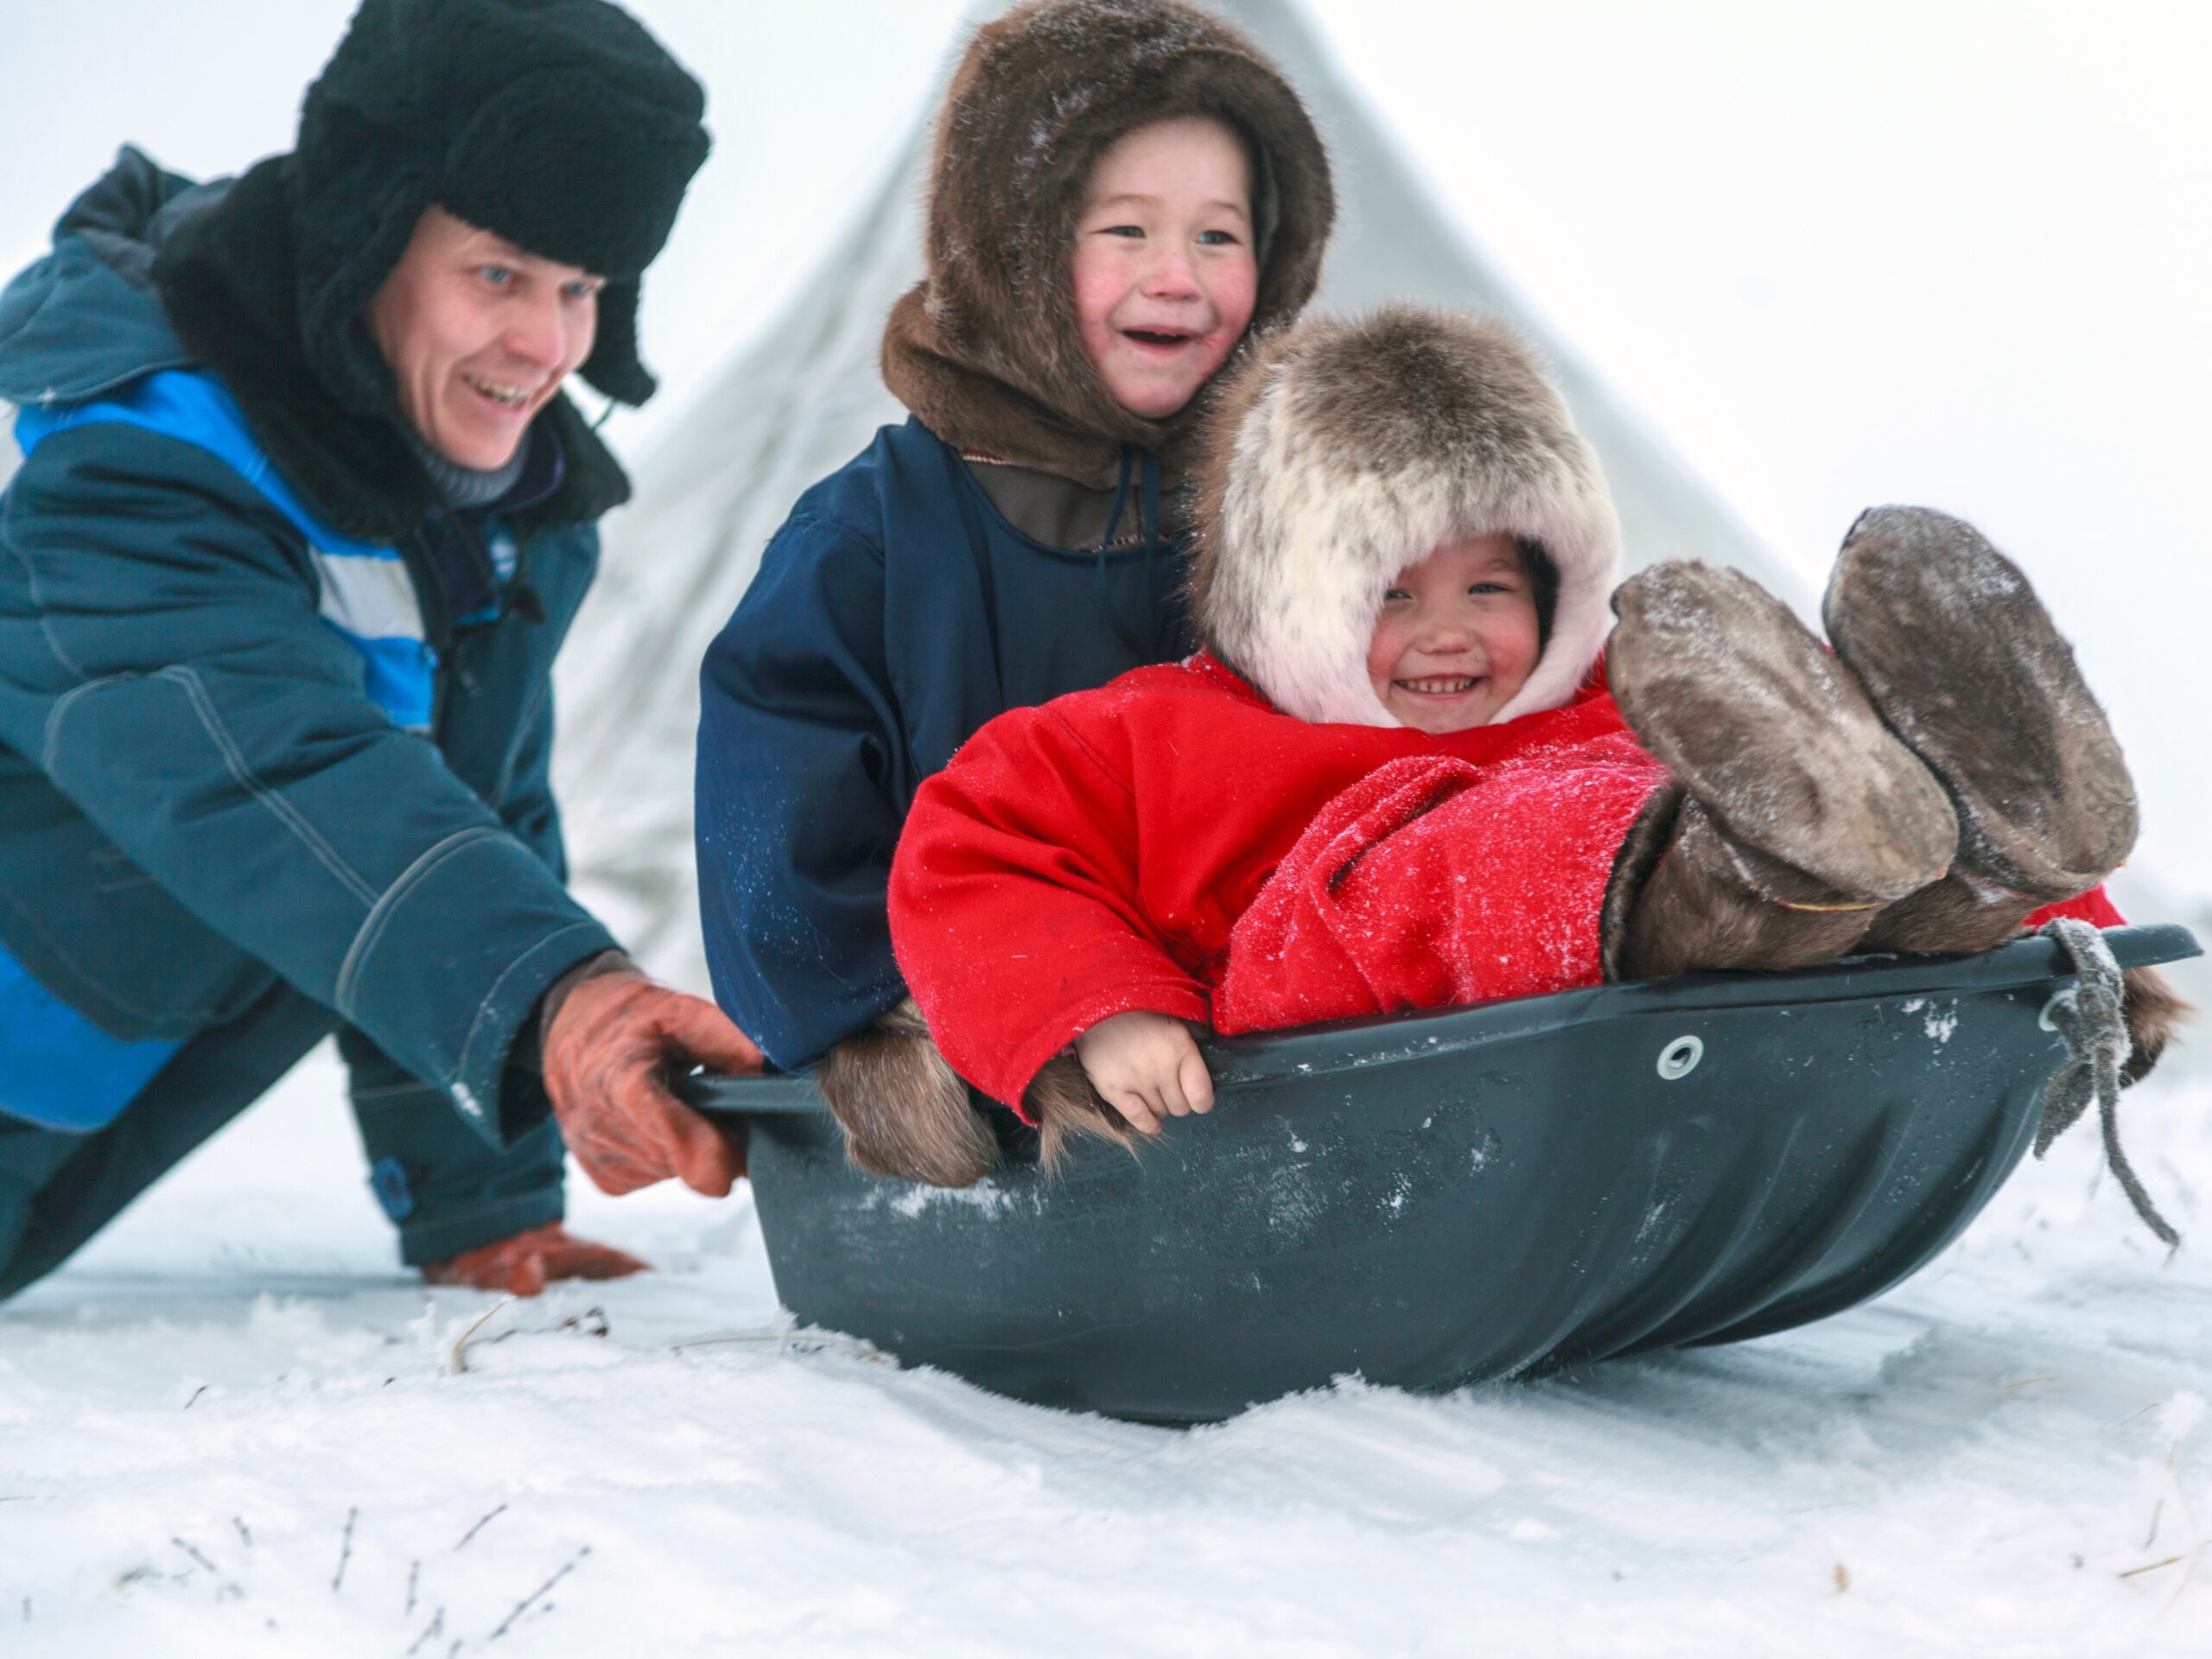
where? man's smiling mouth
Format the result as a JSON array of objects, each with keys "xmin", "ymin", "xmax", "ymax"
[{"xmin": 463, "ymin": 372, "xmax": 537, "ymax": 410}]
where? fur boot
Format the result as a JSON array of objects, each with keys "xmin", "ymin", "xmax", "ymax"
[
  {"xmin": 1608, "ymin": 561, "xmax": 1958, "ymax": 977},
  {"xmin": 1615, "ymin": 799, "xmax": 1905, "ymax": 977},
  {"xmin": 1823, "ymin": 506, "xmax": 2139, "ymax": 955},
  {"xmin": 816, "ymin": 997, "xmax": 996, "ymax": 1188},
  {"xmin": 2120, "ymin": 964, "xmax": 2194, "ymax": 1087}
]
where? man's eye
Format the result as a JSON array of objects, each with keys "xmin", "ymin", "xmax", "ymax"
[
  {"xmin": 563, "ymin": 279, "xmax": 601, "ymax": 301},
  {"xmin": 480, "ymin": 265, "xmax": 515, "ymax": 288}
]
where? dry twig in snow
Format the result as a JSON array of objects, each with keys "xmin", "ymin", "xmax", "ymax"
[
  {"xmin": 330, "ymin": 1507, "xmax": 358, "ymax": 1594},
  {"xmin": 487, "ymin": 1545, "xmax": 591, "ymax": 1642},
  {"xmin": 455, "ymin": 1503, "xmax": 507, "ymax": 1550},
  {"xmin": 448, "ymin": 1297, "xmax": 518, "ymax": 1375},
  {"xmin": 405, "ymin": 1606, "xmax": 445, "ymax": 1656}
]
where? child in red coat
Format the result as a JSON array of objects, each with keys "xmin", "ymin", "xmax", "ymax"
[{"xmin": 888, "ymin": 308, "xmax": 2152, "ymax": 1164}]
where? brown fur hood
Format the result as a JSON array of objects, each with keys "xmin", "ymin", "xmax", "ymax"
[
  {"xmin": 880, "ymin": 0, "xmax": 1334, "ymax": 492},
  {"xmin": 1186, "ymin": 305, "xmax": 1623, "ymax": 727}
]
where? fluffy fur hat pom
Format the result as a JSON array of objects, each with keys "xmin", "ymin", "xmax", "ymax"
[{"xmin": 1186, "ymin": 305, "xmax": 1622, "ymax": 727}]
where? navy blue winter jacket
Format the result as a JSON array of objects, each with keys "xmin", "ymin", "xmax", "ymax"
[
  {"xmin": 0, "ymin": 150, "xmax": 621, "ymax": 1142},
  {"xmin": 696, "ymin": 418, "xmax": 1192, "ymax": 1071}
]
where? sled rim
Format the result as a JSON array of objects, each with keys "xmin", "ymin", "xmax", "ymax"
[{"xmin": 682, "ymin": 923, "xmax": 2201, "ymax": 1116}]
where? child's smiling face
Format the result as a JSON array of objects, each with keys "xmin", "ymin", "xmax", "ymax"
[
  {"xmin": 1366, "ymin": 534, "xmax": 1542, "ymax": 733},
  {"xmin": 1070, "ymin": 115, "xmax": 1259, "ymax": 420}
]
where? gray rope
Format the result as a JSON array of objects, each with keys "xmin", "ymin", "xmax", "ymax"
[{"xmin": 2034, "ymin": 918, "xmax": 2179, "ymax": 1249}]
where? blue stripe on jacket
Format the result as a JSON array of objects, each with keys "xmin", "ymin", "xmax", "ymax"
[
  {"xmin": 6, "ymin": 368, "xmax": 439, "ymax": 1130},
  {"xmin": 0, "ymin": 935, "xmax": 179, "ymax": 1131},
  {"xmin": 14, "ymin": 369, "xmax": 440, "ymax": 731}
]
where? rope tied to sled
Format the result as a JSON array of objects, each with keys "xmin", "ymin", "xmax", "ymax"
[{"xmin": 2034, "ymin": 918, "xmax": 2179, "ymax": 1250}]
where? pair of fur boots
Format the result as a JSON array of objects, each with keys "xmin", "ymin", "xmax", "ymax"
[{"xmin": 1608, "ymin": 505, "xmax": 2184, "ymax": 1080}]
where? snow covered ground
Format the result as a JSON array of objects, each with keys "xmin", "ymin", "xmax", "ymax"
[{"xmin": 2, "ymin": 1046, "xmax": 2206, "ymax": 1657}]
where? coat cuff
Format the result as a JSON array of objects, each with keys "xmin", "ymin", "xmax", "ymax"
[
  {"xmin": 2023, "ymin": 884, "xmax": 2126, "ymax": 931},
  {"xmin": 333, "ymin": 827, "xmax": 617, "ymax": 1144},
  {"xmin": 511, "ymin": 948, "xmax": 636, "ymax": 1073},
  {"xmin": 397, "ymin": 1185, "xmax": 566, "ymax": 1268}
]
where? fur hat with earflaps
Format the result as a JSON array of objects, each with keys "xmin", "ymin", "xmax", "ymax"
[
  {"xmin": 286, "ymin": 0, "xmax": 709, "ymax": 414},
  {"xmin": 152, "ymin": 0, "xmax": 707, "ymax": 541},
  {"xmin": 882, "ymin": 0, "xmax": 1335, "ymax": 492},
  {"xmin": 1187, "ymin": 305, "xmax": 1623, "ymax": 726}
]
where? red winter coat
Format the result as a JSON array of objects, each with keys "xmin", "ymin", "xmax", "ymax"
[
  {"xmin": 889, "ymin": 652, "xmax": 1668, "ymax": 1109},
  {"xmin": 890, "ymin": 651, "xmax": 2123, "ymax": 1113}
]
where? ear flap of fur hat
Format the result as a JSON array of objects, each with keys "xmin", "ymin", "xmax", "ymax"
[
  {"xmin": 288, "ymin": 0, "xmax": 708, "ymax": 415},
  {"xmin": 573, "ymin": 276, "xmax": 652, "ymax": 406},
  {"xmin": 1187, "ymin": 305, "xmax": 1623, "ymax": 727},
  {"xmin": 881, "ymin": 0, "xmax": 1334, "ymax": 488}
]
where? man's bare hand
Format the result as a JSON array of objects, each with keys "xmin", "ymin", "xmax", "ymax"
[
  {"xmin": 543, "ymin": 970, "xmax": 762, "ymax": 1197},
  {"xmin": 1073, "ymin": 1009, "xmax": 1214, "ymax": 1137}
]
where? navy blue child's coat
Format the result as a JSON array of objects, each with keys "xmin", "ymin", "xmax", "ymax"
[{"xmin": 696, "ymin": 419, "xmax": 1191, "ymax": 1071}]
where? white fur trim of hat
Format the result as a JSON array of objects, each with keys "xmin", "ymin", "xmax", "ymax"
[{"xmin": 1187, "ymin": 304, "xmax": 1621, "ymax": 727}]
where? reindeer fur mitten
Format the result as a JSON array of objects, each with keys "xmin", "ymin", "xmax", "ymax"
[
  {"xmin": 817, "ymin": 999, "xmax": 1150, "ymax": 1185},
  {"xmin": 817, "ymin": 997, "xmax": 997, "ymax": 1188},
  {"xmin": 2121, "ymin": 964, "xmax": 2193, "ymax": 1087}
]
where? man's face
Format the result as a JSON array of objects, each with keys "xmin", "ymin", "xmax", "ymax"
[{"xmin": 366, "ymin": 206, "xmax": 603, "ymax": 469}]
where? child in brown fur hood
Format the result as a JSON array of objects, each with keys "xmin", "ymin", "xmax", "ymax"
[
  {"xmin": 888, "ymin": 306, "xmax": 2171, "ymax": 1168},
  {"xmin": 694, "ymin": 0, "xmax": 1335, "ymax": 1179}
]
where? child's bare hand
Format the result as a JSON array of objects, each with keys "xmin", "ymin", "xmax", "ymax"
[{"xmin": 1073, "ymin": 1010, "xmax": 1215, "ymax": 1137}]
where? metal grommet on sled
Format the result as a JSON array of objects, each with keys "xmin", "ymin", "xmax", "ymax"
[{"xmin": 1656, "ymin": 1035, "xmax": 1704, "ymax": 1080}]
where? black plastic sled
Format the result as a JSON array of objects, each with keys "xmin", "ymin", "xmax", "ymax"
[{"xmin": 683, "ymin": 923, "xmax": 2199, "ymax": 1424}]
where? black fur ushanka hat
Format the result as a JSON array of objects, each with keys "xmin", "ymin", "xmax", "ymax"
[{"xmin": 289, "ymin": 0, "xmax": 709, "ymax": 414}]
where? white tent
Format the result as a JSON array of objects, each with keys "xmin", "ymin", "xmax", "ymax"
[{"xmin": 550, "ymin": 0, "xmax": 1801, "ymax": 984}]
